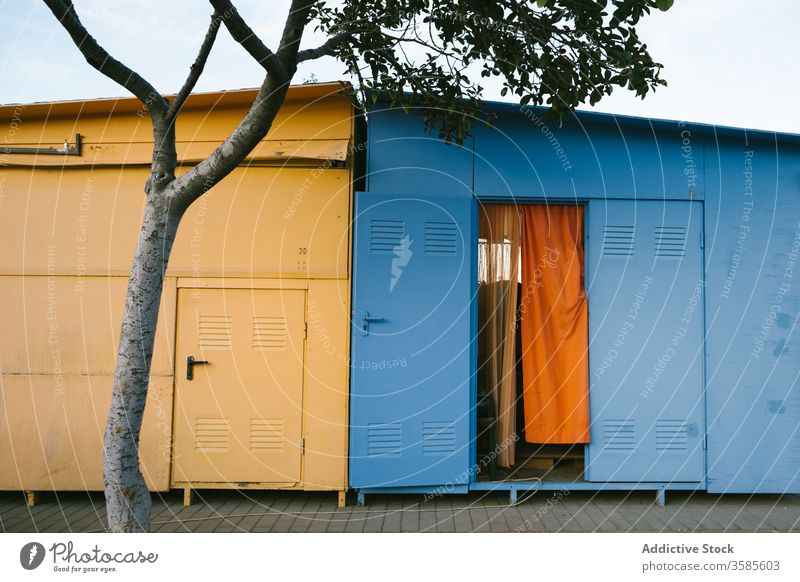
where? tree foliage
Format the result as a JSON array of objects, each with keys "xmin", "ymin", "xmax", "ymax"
[{"xmin": 312, "ymin": 0, "xmax": 672, "ymax": 142}]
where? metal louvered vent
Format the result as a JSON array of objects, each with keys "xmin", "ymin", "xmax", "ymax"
[
  {"xmin": 425, "ymin": 221, "xmax": 458, "ymax": 256},
  {"xmin": 198, "ymin": 315, "xmax": 232, "ymax": 349},
  {"xmin": 423, "ymin": 421, "xmax": 456, "ymax": 456},
  {"xmin": 654, "ymin": 226, "xmax": 687, "ymax": 257},
  {"xmin": 366, "ymin": 423, "xmax": 402, "ymax": 457},
  {"xmin": 252, "ymin": 317, "xmax": 287, "ymax": 350},
  {"xmin": 655, "ymin": 420, "xmax": 689, "ymax": 451},
  {"xmin": 370, "ymin": 220, "xmax": 405, "ymax": 254},
  {"xmin": 602, "ymin": 225, "xmax": 635, "ymax": 257},
  {"xmin": 249, "ymin": 418, "xmax": 284, "ymax": 452},
  {"xmin": 603, "ymin": 419, "xmax": 636, "ymax": 451},
  {"xmin": 195, "ymin": 418, "xmax": 229, "ymax": 452}
]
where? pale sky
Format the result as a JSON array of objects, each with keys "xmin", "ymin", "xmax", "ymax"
[{"xmin": 2, "ymin": 0, "xmax": 799, "ymax": 134}]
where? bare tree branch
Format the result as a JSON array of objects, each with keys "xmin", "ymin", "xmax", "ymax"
[
  {"xmin": 169, "ymin": 0, "xmax": 317, "ymax": 206},
  {"xmin": 42, "ymin": 0, "xmax": 167, "ymax": 115},
  {"xmin": 166, "ymin": 11, "xmax": 223, "ymax": 122},
  {"xmin": 170, "ymin": 75, "xmax": 288, "ymax": 207},
  {"xmin": 297, "ymin": 31, "xmax": 351, "ymax": 62},
  {"xmin": 209, "ymin": 0, "xmax": 286, "ymax": 79},
  {"xmin": 277, "ymin": 0, "xmax": 316, "ymax": 61}
]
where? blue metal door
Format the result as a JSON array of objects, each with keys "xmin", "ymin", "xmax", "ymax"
[
  {"xmin": 586, "ymin": 199, "xmax": 705, "ymax": 482},
  {"xmin": 349, "ymin": 191, "xmax": 474, "ymax": 489}
]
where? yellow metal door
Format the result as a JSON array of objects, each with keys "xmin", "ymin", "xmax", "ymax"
[{"xmin": 173, "ymin": 288, "xmax": 305, "ymax": 485}]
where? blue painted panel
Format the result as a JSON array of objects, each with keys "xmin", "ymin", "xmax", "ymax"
[
  {"xmin": 366, "ymin": 105, "xmax": 474, "ymax": 196},
  {"xmin": 363, "ymin": 100, "xmax": 800, "ymax": 494},
  {"xmin": 474, "ymin": 112, "xmax": 703, "ymax": 202},
  {"xmin": 586, "ymin": 199, "xmax": 705, "ymax": 482},
  {"xmin": 349, "ymin": 190, "xmax": 474, "ymax": 488},
  {"xmin": 704, "ymin": 139, "xmax": 800, "ymax": 493}
]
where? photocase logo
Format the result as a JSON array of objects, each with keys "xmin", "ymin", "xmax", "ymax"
[
  {"xmin": 390, "ymin": 234, "xmax": 413, "ymax": 292},
  {"xmin": 20, "ymin": 542, "xmax": 46, "ymax": 570}
]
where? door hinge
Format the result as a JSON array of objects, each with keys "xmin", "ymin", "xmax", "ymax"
[
  {"xmin": 301, "ymin": 438, "xmax": 306, "ymax": 454},
  {"xmin": 304, "ymin": 322, "xmax": 308, "ymax": 339},
  {"xmin": 699, "ymin": 231, "xmax": 704, "ymax": 249},
  {"xmin": 702, "ymin": 434, "xmax": 707, "ymax": 450}
]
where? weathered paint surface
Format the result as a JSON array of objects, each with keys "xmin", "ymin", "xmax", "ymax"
[
  {"xmin": 704, "ymin": 137, "xmax": 800, "ymax": 493},
  {"xmin": 0, "ymin": 84, "xmax": 354, "ymax": 493},
  {"xmin": 358, "ymin": 102, "xmax": 800, "ymax": 494}
]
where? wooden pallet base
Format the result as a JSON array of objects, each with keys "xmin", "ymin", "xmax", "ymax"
[{"xmin": 517, "ymin": 457, "xmax": 584, "ymax": 471}]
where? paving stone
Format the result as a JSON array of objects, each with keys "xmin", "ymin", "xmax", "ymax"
[{"xmin": 1, "ymin": 490, "xmax": 799, "ymax": 533}]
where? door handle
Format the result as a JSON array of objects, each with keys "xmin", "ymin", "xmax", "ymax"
[
  {"xmin": 186, "ymin": 355, "xmax": 209, "ymax": 380},
  {"xmin": 361, "ymin": 311, "xmax": 385, "ymax": 336}
]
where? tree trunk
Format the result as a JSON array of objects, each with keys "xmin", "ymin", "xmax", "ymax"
[
  {"xmin": 101, "ymin": 76, "xmax": 289, "ymax": 532},
  {"xmin": 104, "ymin": 189, "xmax": 184, "ymax": 532}
]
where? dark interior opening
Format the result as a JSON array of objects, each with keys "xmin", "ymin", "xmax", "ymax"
[{"xmin": 476, "ymin": 231, "xmax": 587, "ymax": 483}]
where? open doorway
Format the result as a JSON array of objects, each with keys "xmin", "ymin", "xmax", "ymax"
[{"xmin": 476, "ymin": 203, "xmax": 589, "ymax": 483}]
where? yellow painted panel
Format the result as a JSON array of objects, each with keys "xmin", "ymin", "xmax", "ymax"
[
  {"xmin": 169, "ymin": 167, "xmax": 350, "ymax": 279},
  {"xmin": 1, "ymin": 92, "xmax": 352, "ymax": 166},
  {"xmin": 0, "ymin": 83, "xmax": 347, "ymax": 122},
  {"xmin": 0, "ymin": 374, "xmax": 172, "ymax": 491},
  {"xmin": 1, "ymin": 166, "xmax": 350, "ymax": 278},
  {"xmin": 172, "ymin": 288, "xmax": 305, "ymax": 484},
  {"xmin": 0, "ymin": 167, "xmax": 147, "ymax": 275},
  {"xmin": 177, "ymin": 278, "xmax": 308, "ymax": 290},
  {"xmin": 0, "ymin": 84, "xmax": 354, "ymax": 495},
  {"xmin": 0, "ymin": 276, "xmax": 175, "ymax": 377},
  {"xmin": 302, "ymin": 279, "xmax": 350, "ymax": 489},
  {"xmin": 2, "ymin": 138, "xmax": 351, "ymax": 168}
]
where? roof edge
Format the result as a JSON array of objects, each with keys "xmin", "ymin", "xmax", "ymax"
[
  {"xmin": 368, "ymin": 92, "xmax": 800, "ymax": 145},
  {"xmin": 0, "ymin": 81, "xmax": 350, "ymax": 121}
]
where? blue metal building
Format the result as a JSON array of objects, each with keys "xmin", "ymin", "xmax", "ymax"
[{"xmin": 349, "ymin": 99, "xmax": 800, "ymax": 504}]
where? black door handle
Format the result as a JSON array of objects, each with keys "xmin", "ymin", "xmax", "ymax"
[
  {"xmin": 186, "ymin": 355, "xmax": 209, "ymax": 380},
  {"xmin": 361, "ymin": 311, "xmax": 386, "ymax": 336}
]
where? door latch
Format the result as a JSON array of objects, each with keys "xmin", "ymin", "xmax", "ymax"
[
  {"xmin": 361, "ymin": 311, "xmax": 385, "ymax": 336},
  {"xmin": 186, "ymin": 355, "xmax": 209, "ymax": 380}
]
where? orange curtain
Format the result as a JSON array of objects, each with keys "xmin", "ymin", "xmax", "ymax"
[
  {"xmin": 520, "ymin": 205, "xmax": 590, "ymax": 443},
  {"xmin": 477, "ymin": 204, "xmax": 521, "ymax": 467}
]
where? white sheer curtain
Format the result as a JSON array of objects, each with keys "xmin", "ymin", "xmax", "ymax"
[{"xmin": 477, "ymin": 204, "xmax": 521, "ymax": 468}]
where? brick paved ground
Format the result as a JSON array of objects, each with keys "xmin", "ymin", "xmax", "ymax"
[{"xmin": 2, "ymin": 490, "xmax": 799, "ymax": 533}]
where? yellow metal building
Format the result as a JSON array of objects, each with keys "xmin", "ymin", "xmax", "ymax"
[{"xmin": 0, "ymin": 82, "xmax": 357, "ymax": 505}]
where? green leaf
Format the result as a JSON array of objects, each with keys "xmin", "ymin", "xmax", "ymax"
[{"xmin": 325, "ymin": 0, "xmax": 667, "ymax": 145}]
